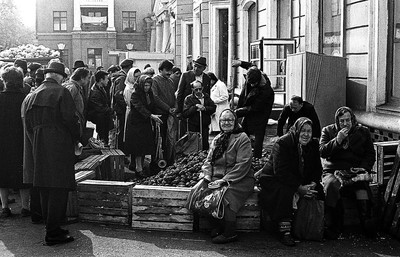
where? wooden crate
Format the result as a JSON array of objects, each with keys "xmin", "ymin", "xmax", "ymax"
[
  {"xmin": 78, "ymin": 180, "xmax": 135, "ymax": 226},
  {"xmin": 131, "ymin": 185, "xmax": 193, "ymax": 231},
  {"xmin": 75, "ymin": 154, "xmax": 109, "ymax": 180},
  {"xmin": 101, "ymin": 149, "xmax": 125, "ymax": 181},
  {"xmin": 66, "ymin": 170, "xmax": 96, "ymax": 217},
  {"xmin": 373, "ymin": 141, "xmax": 400, "ymax": 185},
  {"xmin": 197, "ymin": 188, "xmax": 261, "ymax": 232}
]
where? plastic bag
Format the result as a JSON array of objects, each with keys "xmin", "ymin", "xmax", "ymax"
[
  {"xmin": 293, "ymin": 198, "xmax": 325, "ymax": 241},
  {"xmin": 175, "ymin": 131, "xmax": 202, "ymax": 156}
]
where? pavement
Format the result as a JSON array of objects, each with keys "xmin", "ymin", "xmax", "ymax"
[{"xmin": 1, "ymin": 193, "xmax": 400, "ymax": 257}]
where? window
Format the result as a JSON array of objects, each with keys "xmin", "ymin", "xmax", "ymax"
[
  {"xmin": 87, "ymin": 48, "xmax": 102, "ymax": 69},
  {"xmin": 53, "ymin": 11, "xmax": 67, "ymax": 31},
  {"xmin": 322, "ymin": 0, "xmax": 342, "ymax": 56},
  {"xmin": 291, "ymin": 0, "xmax": 305, "ymax": 52},
  {"xmin": 81, "ymin": 8, "xmax": 108, "ymax": 31},
  {"xmin": 187, "ymin": 24, "xmax": 193, "ymax": 56},
  {"xmin": 122, "ymin": 11, "xmax": 137, "ymax": 32}
]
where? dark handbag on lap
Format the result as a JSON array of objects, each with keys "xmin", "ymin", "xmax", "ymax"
[{"xmin": 186, "ymin": 179, "xmax": 228, "ymax": 219}]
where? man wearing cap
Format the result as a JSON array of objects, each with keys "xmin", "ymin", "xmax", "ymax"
[
  {"xmin": 186, "ymin": 55, "xmax": 193, "ymax": 71},
  {"xmin": 235, "ymin": 66, "xmax": 275, "ymax": 158},
  {"xmin": 27, "ymin": 62, "xmax": 42, "ymax": 87},
  {"xmin": 14, "ymin": 59, "xmax": 31, "ymax": 94},
  {"xmin": 110, "ymin": 58, "xmax": 133, "ymax": 150},
  {"xmin": 105, "ymin": 65, "xmax": 121, "ymax": 103},
  {"xmin": 176, "ymin": 56, "xmax": 211, "ymax": 123},
  {"xmin": 22, "ymin": 61, "xmax": 79, "ymax": 245}
]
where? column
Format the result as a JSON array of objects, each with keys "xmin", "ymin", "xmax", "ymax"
[
  {"xmin": 107, "ymin": 0, "xmax": 116, "ymax": 31},
  {"xmin": 155, "ymin": 22, "xmax": 163, "ymax": 52},
  {"xmin": 73, "ymin": 0, "xmax": 81, "ymax": 31},
  {"xmin": 150, "ymin": 25, "xmax": 156, "ymax": 52},
  {"xmin": 161, "ymin": 14, "xmax": 170, "ymax": 53}
]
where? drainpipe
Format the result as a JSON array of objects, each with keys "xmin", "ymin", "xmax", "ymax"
[{"xmin": 229, "ymin": 0, "xmax": 237, "ymax": 106}]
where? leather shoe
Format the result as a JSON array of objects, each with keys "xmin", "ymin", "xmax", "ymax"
[{"xmin": 45, "ymin": 234, "xmax": 74, "ymax": 246}]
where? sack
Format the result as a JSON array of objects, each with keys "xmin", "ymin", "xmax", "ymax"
[
  {"xmin": 186, "ymin": 179, "xmax": 228, "ymax": 219},
  {"xmin": 293, "ymin": 198, "xmax": 324, "ymax": 241},
  {"xmin": 175, "ymin": 131, "xmax": 202, "ymax": 156}
]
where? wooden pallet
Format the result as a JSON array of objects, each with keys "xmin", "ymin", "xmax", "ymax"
[
  {"xmin": 196, "ymin": 188, "xmax": 261, "ymax": 232},
  {"xmin": 373, "ymin": 141, "xmax": 400, "ymax": 185},
  {"xmin": 101, "ymin": 149, "xmax": 125, "ymax": 181},
  {"xmin": 78, "ymin": 180, "xmax": 135, "ymax": 226},
  {"xmin": 75, "ymin": 155, "xmax": 109, "ymax": 180},
  {"xmin": 66, "ymin": 170, "xmax": 96, "ymax": 217},
  {"xmin": 131, "ymin": 185, "xmax": 193, "ymax": 231}
]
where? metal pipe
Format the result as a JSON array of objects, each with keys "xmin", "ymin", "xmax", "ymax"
[{"xmin": 229, "ymin": 0, "xmax": 238, "ymax": 107}]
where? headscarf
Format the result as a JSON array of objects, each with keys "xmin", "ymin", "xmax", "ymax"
[
  {"xmin": 135, "ymin": 75, "xmax": 153, "ymax": 105},
  {"xmin": 334, "ymin": 106, "xmax": 357, "ymax": 149},
  {"xmin": 211, "ymin": 109, "xmax": 242, "ymax": 163},
  {"xmin": 123, "ymin": 67, "xmax": 140, "ymax": 106}
]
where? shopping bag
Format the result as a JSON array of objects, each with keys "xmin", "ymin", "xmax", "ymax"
[
  {"xmin": 293, "ymin": 198, "xmax": 325, "ymax": 241},
  {"xmin": 175, "ymin": 131, "xmax": 202, "ymax": 156},
  {"xmin": 186, "ymin": 179, "xmax": 228, "ymax": 219}
]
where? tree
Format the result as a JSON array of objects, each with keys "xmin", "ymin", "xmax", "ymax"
[{"xmin": 0, "ymin": 0, "xmax": 35, "ymax": 51}]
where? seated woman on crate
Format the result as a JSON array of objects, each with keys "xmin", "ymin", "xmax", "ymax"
[
  {"xmin": 256, "ymin": 117, "xmax": 324, "ymax": 246},
  {"xmin": 320, "ymin": 106, "xmax": 376, "ymax": 239},
  {"xmin": 182, "ymin": 80, "xmax": 216, "ymax": 150},
  {"xmin": 200, "ymin": 109, "xmax": 255, "ymax": 244},
  {"xmin": 124, "ymin": 75, "xmax": 172, "ymax": 177}
]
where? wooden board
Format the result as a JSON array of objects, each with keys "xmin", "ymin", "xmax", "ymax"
[
  {"xmin": 373, "ymin": 141, "xmax": 399, "ymax": 185},
  {"xmin": 66, "ymin": 170, "xmax": 96, "ymax": 217},
  {"xmin": 101, "ymin": 149, "xmax": 125, "ymax": 181},
  {"xmin": 131, "ymin": 185, "xmax": 193, "ymax": 231}
]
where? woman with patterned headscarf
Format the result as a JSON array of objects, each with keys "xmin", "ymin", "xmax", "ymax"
[
  {"xmin": 201, "ymin": 109, "xmax": 255, "ymax": 244},
  {"xmin": 320, "ymin": 106, "xmax": 376, "ymax": 239},
  {"xmin": 257, "ymin": 117, "xmax": 324, "ymax": 246},
  {"xmin": 124, "ymin": 75, "xmax": 171, "ymax": 176}
]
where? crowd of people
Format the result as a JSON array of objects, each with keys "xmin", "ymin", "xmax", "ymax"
[{"xmin": 0, "ymin": 55, "xmax": 378, "ymax": 247}]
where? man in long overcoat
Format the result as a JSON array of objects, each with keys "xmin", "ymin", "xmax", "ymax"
[{"xmin": 21, "ymin": 61, "xmax": 80, "ymax": 246}]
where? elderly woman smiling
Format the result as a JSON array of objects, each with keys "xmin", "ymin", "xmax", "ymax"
[
  {"xmin": 257, "ymin": 117, "xmax": 324, "ymax": 246},
  {"xmin": 201, "ymin": 109, "xmax": 255, "ymax": 244}
]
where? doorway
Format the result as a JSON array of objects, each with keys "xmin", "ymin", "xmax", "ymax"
[{"xmin": 218, "ymin": 8, "xmax": 229, "ymax": 83}]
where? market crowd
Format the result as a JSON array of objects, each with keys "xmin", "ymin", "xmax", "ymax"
[{"xmin": 0, "ymin": 55, "xmax": 377, "ymax": 246}]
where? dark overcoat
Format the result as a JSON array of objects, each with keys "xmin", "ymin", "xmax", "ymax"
[
  {"xmin": 0, "ymin": 88, "xmax": 26, "ymax": 188},
  {"xmin": 87, "ymin": 83, "xmax": 113, "ymax": 134},
  {"xmin": 182, "ymin": 93, "xmax": 216, "ymax": 129},
  {"xmin": 21, "ymin": 78, "xmax": 80, "ymax": 189}
]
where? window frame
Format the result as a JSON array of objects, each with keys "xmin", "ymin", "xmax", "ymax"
[
  {"xmin": 87, "ymin": 48, "xmax": 103, "ymax": 69},
  {"xmin": 53, "ymin": 11, "xmax": 67, "ymax": 32},
  {"xmin": 122, "ymin": 11, "xmax": 137, "ymax": 33}
]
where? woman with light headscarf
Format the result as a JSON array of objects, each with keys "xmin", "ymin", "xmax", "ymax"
[
  {"xmin": 123, "ymin": 67, "xmax": 141, "ymax": 142},
  {"xmin": 257, "ymin": 117, "xmax": 324, "ymax": 246}
]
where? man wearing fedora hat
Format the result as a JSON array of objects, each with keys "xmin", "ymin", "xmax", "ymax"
[
  {"xmin": 176, "ymin": 56, "xmax": 211, "ymax": 123},
  {"xmin": 22, "ymin": 61, "xmax": 80, "ymax": 245}
]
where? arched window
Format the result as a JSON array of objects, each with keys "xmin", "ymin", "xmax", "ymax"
[{"xmin": 248, "ymin": 3, "xmax": 257, "ymax": 45}]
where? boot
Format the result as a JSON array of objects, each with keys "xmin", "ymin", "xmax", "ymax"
[
  {"xmin": 278, "ymin": 221, "xmax": 295, "ymax": 246},
  {"xmin": 209, "ymin": 217, "xmax": 224, "ymax": 238},
  {"xmin": 356, "ymin": 200, "xmax": 377, "ymax": 239},
  {"xmin": 212, "ymin": 221, "xmax": 238, "ymax": 244}
]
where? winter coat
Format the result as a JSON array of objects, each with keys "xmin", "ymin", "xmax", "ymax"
[
  {"xmin": 21, "ymin": 78, "xmax": 80, "ymax": 189},
  {"xmin": 176, "ymin": 71, "xmax": 211, "ymax": 113},
  {"xmin": 201, "ymin": 132, "xmax": 255, "ymax": 212},
  {"xmin": 87, "ymin": 83, "xmax": 113, "ymax": 134},
  {"xmin": 152, "ymin": 74, "xmax": 176, "ymax": 114},
  {"xmin": 0, "ymin": 89, "xmax": 26, "ymax": 188},
  {"xmin": 182, "ymin": 93, "xmax": 216, "ymax": 129},
  {"xmin": 210, "ymin": 80, "xmax": 230, "ymax": 132},
  {"xmin": 111, "ymin": 70, "xmax": 128, "ymax": 116}
]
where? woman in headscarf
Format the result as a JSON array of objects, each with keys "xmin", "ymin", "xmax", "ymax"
[
  {"xmin": 0, "ymin": 67, "xmax": 31, "ymax": 218},
  {"xmin": 123, "ymin": 67, "xmax": 141, "ymax": 143},
  {"xmin": 257, "ymin": 117, "xmax": 324, "ymax": 246},
  {"xmin": 201, "ymin": 109, "xmax": 255, "ymax": 244},
  {"xmin": 320, "ymin": 106, "xmax": 376, "ymax": 239},
  {"xmin": 124, "ymin": 75, "xmax": 171, "ymax": 176}
]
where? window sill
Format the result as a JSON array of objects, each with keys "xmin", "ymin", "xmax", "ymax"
[{"xmin": 376, "ymin": 99, "xmax": 400, "ymax": 116}]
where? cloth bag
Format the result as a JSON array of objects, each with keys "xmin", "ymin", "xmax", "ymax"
[
  {"xmin": 186, "ymin": 179, "xmax": 228, "ymax": 219},
  {"xmin": 175, "ymin": 131, "xmax": 202, "ymax": 156},
  {"xmin": 293, "ymin": 197, "xmax": 325, "ymax": 241}
]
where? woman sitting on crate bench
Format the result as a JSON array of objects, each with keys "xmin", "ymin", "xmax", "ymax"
[
  {"xmin": 256, "ymin": 117, "xmax": 325, "ymax": 246},
  {"xmin": 197, "ymin": 109, "xmax": 255, "ymax": 244},
  {"xmin": 320, "ymin": 106, "xmax": 376, "ymax": 239},
  {"xmin": 182, "ymin": 80, "xmax": 216, "ymax": 150},
  {"xmin": 124, "ymin": 75, "xmax": 172, "ymax": 177}
]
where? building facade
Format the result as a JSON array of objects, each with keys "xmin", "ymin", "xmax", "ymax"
[{"xmin": 36, "ymin": 0, "xmax": 155, "ymax": 70}]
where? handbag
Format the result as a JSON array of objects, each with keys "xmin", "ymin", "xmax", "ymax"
[
  {"xmin": 293, "ymin": 197, "xmax": 325, "ymax": 241},
  {"xmin": 175, "ymin": 112, "xmax": 203, "ymax": 156},
  {"xmin": 186, "ymin": 179, "xmax": 228, "ymax": 219}
]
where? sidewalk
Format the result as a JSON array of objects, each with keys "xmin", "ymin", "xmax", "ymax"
[{"xmin": 1, "ymin": 193, "xmax": 400, "ymax": 257}]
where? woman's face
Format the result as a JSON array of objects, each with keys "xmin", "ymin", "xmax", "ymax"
[
  {"xmin": 219, "ymin": 111, "xmax": 235, "ymax": 132},
  {"xmin": 299, "ymin": 123, "xmax": 312, "ymax": 145},
  {"xmin": 143, "ymin": 80, "xmax": 152, "ymax": 92}
]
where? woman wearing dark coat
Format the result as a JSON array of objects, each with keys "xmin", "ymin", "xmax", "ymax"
[
  {"xmin": 125, "ymin": 75, "xmax": 171, "ymax": 174},
  {"xmin": 182, "ymin": 80, "xmax": 216, "ymax": 150},
  {"xmin": 257, "ymin": 117, "xmax": 324, "ymax": 246},
  {"xmin": 201, "ymin": 109, "xmax": 255, "ymax": 244},
  {"xmin": 0, "ymin": 67, "xmax": 31, "ymax": 218}
]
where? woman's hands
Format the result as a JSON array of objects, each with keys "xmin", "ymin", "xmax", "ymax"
[
  {"xmin": 298, "ymin": 182, "xmax": 318, "ymax": 198},
  {"xmin": 208, "ymin": 179, "xmax": 227, "ymax": 189},
  {"xmin": 150, "ymin": 114, "xmax": 163, "ymax": 124}
]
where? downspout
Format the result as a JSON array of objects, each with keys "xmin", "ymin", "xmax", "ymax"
[{"xmin": 230, "ymin": 0, "xmax": 237, "ymax": 107}]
